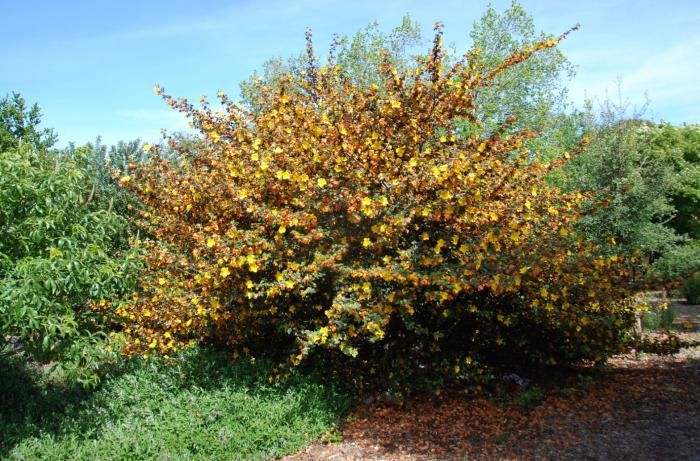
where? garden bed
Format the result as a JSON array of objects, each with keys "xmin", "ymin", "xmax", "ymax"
[{"xmin": 287, "ymin": 335, "xmax": 700, "ymax": 461}]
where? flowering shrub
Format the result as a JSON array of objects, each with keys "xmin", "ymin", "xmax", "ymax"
[{"xmin": 116, "ymin": 25, "xmax": 647, "ymax": 391}]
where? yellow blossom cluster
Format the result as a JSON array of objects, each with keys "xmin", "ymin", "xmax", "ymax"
[{"xmin": 115, "ymin": 24, "xmax": 644, "ymax": 388}]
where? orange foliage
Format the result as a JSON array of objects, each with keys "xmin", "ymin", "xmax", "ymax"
[{"xmin": 116, "ymin": 24, "xmax": 646, "ymax": 389}]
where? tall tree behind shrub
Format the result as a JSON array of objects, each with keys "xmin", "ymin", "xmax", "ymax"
[
  {"xmin": 0, "ymin": 92, "xmax": 57, "ymax": 151},
  {"xmin": 563, "ymin": 95, "xmax": 700, "ymax": 284},
  {"xmin": 61, "ymin": 138, "xmax": 148, "ymax": 221},
  {"xmin": 463, "ymin": 1, "xmax": 574, "ymax": 140}
]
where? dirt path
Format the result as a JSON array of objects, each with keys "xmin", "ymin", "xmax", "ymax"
[{"xmin": 285, "ymin": 340, "xmax": 700, "ymax": 461}]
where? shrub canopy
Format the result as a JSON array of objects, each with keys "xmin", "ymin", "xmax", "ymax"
[{"xmin": 118, "ymin": 25, "xmax": 647, "ymax": 392}]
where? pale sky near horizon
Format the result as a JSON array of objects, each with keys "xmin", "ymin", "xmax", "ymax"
[{"xmin": 2, "ymin": 0, "xmax": 699, "ymax": 147}]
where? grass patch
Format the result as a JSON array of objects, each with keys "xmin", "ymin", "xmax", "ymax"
[{"xmin": 0, "ymin": 347, "xmax": 351, "ymax": 460}]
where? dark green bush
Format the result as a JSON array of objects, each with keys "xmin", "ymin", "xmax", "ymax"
[
  {"xmin": 681, "ymin": 272, "xmax": 700, "ymax": 304},
  {"xmin": 0, "ymin": 145, "xmax": 139, "ymax": 385}
]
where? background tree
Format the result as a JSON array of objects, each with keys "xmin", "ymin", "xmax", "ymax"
[
  {"xmin": 0, "ymin": 92, "xmax": 57, "ymax": 152},
  {"xmin": 0, "ymin": 99, "xmax": 139, "ymax": 385},
  {"xmin": 239, "ymin": 15, "xmax": 423, "ymax": 114},
  {"xmin": 643, "ymin": 123, "xmax": 700, "ymax": 298},
  {"xmin": 61, "ymin": 137, "xmax": 148, "ymax": 220},
  {"xmin": 456, "ymin": 1, "xmax": 575, "ymax": 156},
  {"xmin": 562, "ymin": 92, "xmax": 700, "ymax": 287},
  {"xmin": 656, "ymin": 124, "xmax": 700, "ymax": 240},
  {"xmin": 240, "ymin": 0, "xmax": 573, "ymax": 143}
]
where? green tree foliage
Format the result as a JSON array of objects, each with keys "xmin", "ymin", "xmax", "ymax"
[
  {"xmin": 239, "ymin": 15, "xmax": 423, "ymax": 113},
  {"xmin": 569, "ymin": 114, "xmax": 678, "ymax": 256},
  {"xmin": 61, "ymin": 138, "xmax": 148, "ymax": 219},
  {"xmin": 650, "ymin": 124, "xmax": 700, "ymax": 240},
  {"xmin": 458, "ymin": 1, "xmax": 574, "ymax": 146},
  {"xmin": 0, "ymin": 92, "xmax": 57, "ymax": 151},
  {"xmin": 680, "ymin": 272, "xmax": 700, "ymax": 304},
  {"xmin": 0, "ymin": 99, "xmax": 139, "ymax": 385},
  {"xmin": 240, "ymin": 0, "xmax": 572, "ymax": 138},
  {"xmin": 563, "ymin": 95, "xmax": 700, "ymax": 283},
  {"xmin": 640, "ymin": 123, "xmax": 700, "ymax": 296}
]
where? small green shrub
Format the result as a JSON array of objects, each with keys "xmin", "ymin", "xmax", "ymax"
[
  {"xmin": 573, "ymin": 373, "xmax": 594, "ymax": 396},
  {"xmin": 680, "ymin": 272, "xmax": 700, "ymax": 304},
  {"xmin": 517, "ymin": 386, "xmax": 545, "ymax": 412},
  {"xmin": 642, "ymin": 307, "xmax": 677, "ymax": 331}
]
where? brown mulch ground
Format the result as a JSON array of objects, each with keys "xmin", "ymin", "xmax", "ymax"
[{"xmin": 285, "ymin": 335, "xmax": 700, "ymax": 461}]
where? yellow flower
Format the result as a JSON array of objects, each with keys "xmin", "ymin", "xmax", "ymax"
[
  {"xmin": 143, "ymin": 143, "xmax": 152, "ymax": 152},
  {"xmin": 390, "ymin": 99, "xmax": 401, "ymax": 108},
  {"xmin": 278, "ymin": 225, "xmax": 286, "ymax": 234},
  {"xmin": 362, "ymin": 237, "xmax": 371, "ymax": 248},
  {"xmin": 220, "ymin": 267, "xmax": 230, "ymax": 278},
  {"xmin": 207, "ymin": 238, "xmax": 216, "ymax": 248},
  {"xmin": 158, "ymin": 277, "xmax": 166, "ymax": 285},
  {"xmin": 276, "ymin": 170, "xmax": 291, "ymax": 180},
  {"xmin": 317, "ymin": 177, "xmax": 327, "ymax": 188}
]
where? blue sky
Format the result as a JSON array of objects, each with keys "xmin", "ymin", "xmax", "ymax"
[{"xmin": 3, "ymin": 0, "xmax": 699, "ymax": 147}]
